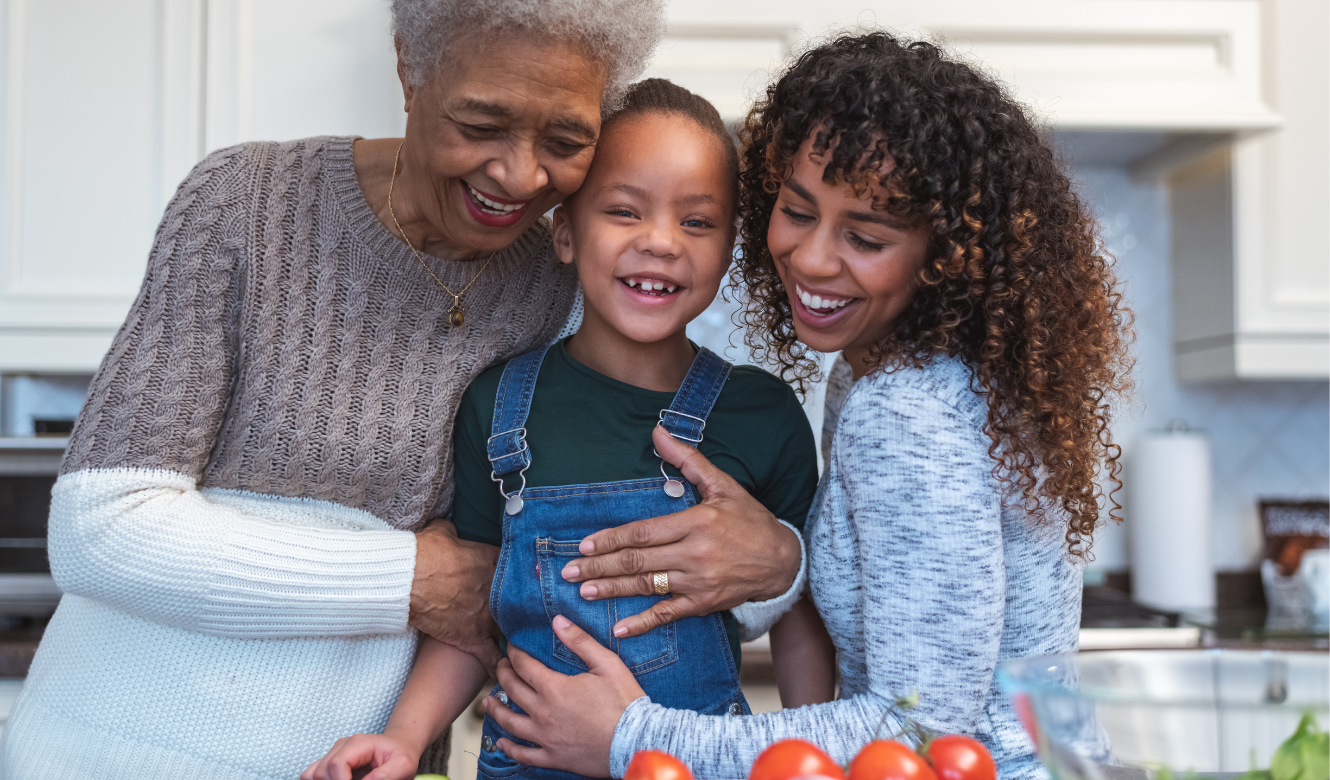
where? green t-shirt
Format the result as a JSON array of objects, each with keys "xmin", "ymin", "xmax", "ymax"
[{"xmin": 452, "ymin": 338, "xmax": 819, "ymax": 666}]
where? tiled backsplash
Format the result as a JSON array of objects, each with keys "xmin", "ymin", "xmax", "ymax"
[{"xmin": 1073, "ymin": 166, "xmax": 1329, "ymax": 571}]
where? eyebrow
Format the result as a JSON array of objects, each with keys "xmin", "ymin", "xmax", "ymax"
[
  {"xmin": 453, "ymin": 98, "xmax": 597, "ymax": 141},
  {"xmin": 603, "ymin": 184, "xmax": 724, "ymax": 209},
  {"xmin": 784, "ymin": 177, "xmax": 911, "ymax": 230}
]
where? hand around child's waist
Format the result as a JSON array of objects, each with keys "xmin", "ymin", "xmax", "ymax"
[{"xmin": 557, "ymin": 425, "xmax": 801, "ymax": 639}]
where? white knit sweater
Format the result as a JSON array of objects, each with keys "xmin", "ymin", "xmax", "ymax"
[{"xmin": 4, "ymin": 475, "xmax": 419, "ymax": 779}]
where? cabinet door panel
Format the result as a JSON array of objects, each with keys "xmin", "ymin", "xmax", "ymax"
[{"xmin": 0, "ymin": 0, "xmax": 202, "ymax": 331}]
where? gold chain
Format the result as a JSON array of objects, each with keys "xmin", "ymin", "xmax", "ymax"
[{"xmin": 387, "ymin": 141, "xmax": 495, "ymax": 326}]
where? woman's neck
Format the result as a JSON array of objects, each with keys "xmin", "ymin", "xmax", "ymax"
[
  {"xmin": 842, "ymin": 345, "xmax": 875, "ymax": 380},
  {"xmin": 566, "ymin": 310, "xmax": 695, "ymax": 393},
  {"xmin": 353, "ymin": 138, "xmax": 481, "ymax": 262}
]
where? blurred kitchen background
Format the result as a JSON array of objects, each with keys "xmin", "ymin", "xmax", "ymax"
[{"xmin": 0, "ymin": 0, "xmax": 1325, "ymax": 762}]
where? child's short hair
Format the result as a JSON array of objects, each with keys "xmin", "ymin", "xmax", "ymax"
[{"xmin": 605, "ymin": 78, "xmax": 740, "ymax": 208}]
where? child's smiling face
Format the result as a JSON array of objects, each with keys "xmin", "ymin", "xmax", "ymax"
[{"xmin": 552, "ymin": 112, "xmax": 736, "ymax": 345}]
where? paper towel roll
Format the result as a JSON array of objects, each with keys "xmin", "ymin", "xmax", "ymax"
[{"xmin": 1129, "ymin": 424, "xmax": 1215, "ymax": 611}]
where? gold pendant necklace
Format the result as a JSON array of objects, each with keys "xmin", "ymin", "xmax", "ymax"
[{"xmin": 387, "ymin": 141, "xmax": 495, "ymax": 327}]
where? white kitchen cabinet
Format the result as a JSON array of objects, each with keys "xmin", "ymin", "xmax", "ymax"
[
  {"xmin": 4, "ymin": 0, "xmax": 1320, "ymax": 378},
  {"xmin": 1170, "ymin": 0, "xmax": 1329, "ymax": 381},
  {"xmin": 0, "ymin": 0, "xmax": 205, "ymax": 371},
  {"xmin": 0, "ymin": 0, "xmax": 402, "ymax": 373}
]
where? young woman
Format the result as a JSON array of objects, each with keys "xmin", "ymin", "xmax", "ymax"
[{"xmin": 480, "ymin": 31, "xmax": 1133, "ymax": 780}]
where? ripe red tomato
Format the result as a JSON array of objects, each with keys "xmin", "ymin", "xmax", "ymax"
[
  {"xmin": 849, "ymin": 740, "xmax": 937, "ymax": 780},
  {"xmin": 924, "ymin": 735, "xmax": 996, "ymax": 780},
  {"xmin": 624, "ymin": 750, "xmax": 694, "ymax": 780},
  {"xmin": 749, "ymin": 739, "xmax": 845, "ymax": 780}
]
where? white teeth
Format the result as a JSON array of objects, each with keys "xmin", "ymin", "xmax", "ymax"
[
  {"xmin": 795, "ymin": 283, "xmax": 849, "ymax": 311},
  {"xmin": 625, "ymin": 278, "xmax": 679, "ymax": 295},
  {"xmin": 467, "ymin": 184, "xmax": 525, "ymax": 213}
]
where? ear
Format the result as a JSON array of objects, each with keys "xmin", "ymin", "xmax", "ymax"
[
  {"xmin": 395, "ymin": 37, "xmax": 416, "ymax": 113},
  {"xmin": 551, "ymin": 206, "xmax": 576, "ymax": 265}
]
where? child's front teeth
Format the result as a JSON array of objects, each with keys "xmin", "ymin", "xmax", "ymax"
[
  {"xmin": 467, "ymin": 184, "xmax": 524, "ymax": 213},
  {"xmin": 626, "ymin": 279, "xmax": 677, "ymax": 295}
]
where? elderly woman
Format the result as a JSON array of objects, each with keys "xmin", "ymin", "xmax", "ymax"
[{"xmin": 0, "ymin": 3, "xmax": 808, "ymax": 778}]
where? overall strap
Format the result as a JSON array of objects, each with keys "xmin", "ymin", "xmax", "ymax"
[
  {"xmin": 659, "ymin": 346, "xmax": 733, "ymax": 446},
  {"xmin": 488, "ymin": 345, "xmax": 551, "ymax": 478}
]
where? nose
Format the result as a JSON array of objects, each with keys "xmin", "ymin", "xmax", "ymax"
[
  {"xmin": 787, "ymin": 222, "xmax": 840, "ymax": 279},
  {"xmin": 636, "ymin": 214, "xmax": 681, "ymax": 259},
  {"xmin": 484, "ymin": 140, "xmax": 549, "ymax": 200}
]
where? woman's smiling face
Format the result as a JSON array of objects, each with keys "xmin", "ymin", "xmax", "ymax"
[
  {"xmin": 767, "ymin": 135, "xmax": 931, "ymax": 373},
  {"xmin": 401, "ymin": 34, "xmax": 606, "ymax": 257}
]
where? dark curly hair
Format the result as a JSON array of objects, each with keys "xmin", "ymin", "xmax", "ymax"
[{"xmin": 734, "ymin": 31, "xmax": 1133, "ymax": 558}]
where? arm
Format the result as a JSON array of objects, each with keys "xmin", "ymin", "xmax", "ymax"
[
  {"xmin": 303, "ymin": 636, "xmax": 490, "ymax": 780},
  {"xmin": 769, "ymin": 597, "xmax": 837, "ymax": 709},
  {"xmin": 607, "ymin": 387, "xmax": 1006, "ymax": 776},
  {"xmin": 48, "ymin": 146, "xmax": 420, "ymax": 639},
  {"xmin": 481, "ymin": 382, "xmax": 1008, "ymax": 779}
]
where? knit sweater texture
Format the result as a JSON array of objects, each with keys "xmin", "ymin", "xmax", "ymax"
[
  {"xmin": 609, "ymin": 355, "xmax": 1084, "ymax": 780},
  {"xmin": 0, "ymin": 136, "xmax": 580, "ymax": 779}
]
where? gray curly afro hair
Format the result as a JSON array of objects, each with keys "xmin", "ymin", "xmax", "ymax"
[{"xmin": 391, "ymin": 0, "xmax": 666, "ymax": 112}]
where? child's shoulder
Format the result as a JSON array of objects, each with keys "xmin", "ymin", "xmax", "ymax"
[{"xmin": 717, "ymin": 363, "xmax": 802, "ymax": 415}]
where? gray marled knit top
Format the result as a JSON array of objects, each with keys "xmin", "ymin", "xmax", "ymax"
[{"xmin": 609, "ymin": 355, "xmax": 1083, "ymax": 780}]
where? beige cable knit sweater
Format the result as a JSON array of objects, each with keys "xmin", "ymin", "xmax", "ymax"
[{"xmin": 0, "ymin": 136, "xmax": 579, "ymax": 780}]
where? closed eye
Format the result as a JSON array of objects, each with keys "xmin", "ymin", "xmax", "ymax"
[
  {"xmin": 780, "ymin": 206, "xmax": 814, "ymax": 224},
  {"xmin": 848, "ymin": 233, "xmax": 885, "ymax": 251},
  {"xmin": 458, "ymin": 123, "xmax": 503, "ymax": 140},
  {"xmin": 547, "ymin": 138, "xmax": 590, "ymax": 157}
]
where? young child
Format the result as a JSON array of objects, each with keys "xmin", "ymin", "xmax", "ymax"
[{"xmin": 303, "ymin": 78, "xmax": 833, "ymax": 780}]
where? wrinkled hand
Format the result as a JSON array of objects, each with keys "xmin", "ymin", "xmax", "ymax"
[
  {"xmin": 301, "ymin": 733, "xmax": 419, "ymax": 780},
  {"xmin": 411, "ymin": 521, "xmax": 502, "ymax": 672},
  {"xmin": 483, "ymin": 616, "xmax": 645, "ymax": 777},
  {"xmin": 559, "ymin": 425, "xmax": 802, "ymax": 638}
]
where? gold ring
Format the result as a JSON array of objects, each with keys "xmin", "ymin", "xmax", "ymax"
[{"xmin": 652, "ymin": 571, "xmax": 670, "ymax": 596}]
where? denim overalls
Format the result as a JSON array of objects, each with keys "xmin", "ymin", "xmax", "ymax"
[{"xmin": 477, "ymin": 344, "xmax": 751, "ymax": 780}]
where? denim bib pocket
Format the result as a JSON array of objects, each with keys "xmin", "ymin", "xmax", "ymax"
[{"xmin": 535, "ymin": 537, "xmax": 678, "ymax": 674}]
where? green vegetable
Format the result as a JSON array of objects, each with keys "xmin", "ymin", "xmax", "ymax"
[
  {"xmin": 415, "ymin": 775, "xmax": 451, "ymax": 780},
  {"xmin": 1271, "ymin": 714, "xmax": 1329, "ymax": 780}
]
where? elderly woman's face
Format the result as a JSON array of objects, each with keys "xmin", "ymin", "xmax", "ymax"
[{"xmin": 402, "ymin": 36, "xmax": 607, "ymax": 256}]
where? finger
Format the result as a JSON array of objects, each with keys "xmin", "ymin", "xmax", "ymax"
[
  {"xmin": 613, "ymin": 595, "xmax": 699, "ymax": 639},
  {"xmin": 571, "ymin": 511, "xmax": 689, "ymax": 561},
  {"xmin": 483, "ymin": 696, "xmax": 543, "ymax": 744},
  {"xmin": 495, "ymin": 655, "xmax": 539, "ymax": 702},
  {"xmin": 551, "ymin": 614, "xmax": 623, "ymax": 670},
  {"xmin": 326, "ymin": 739, "xmax": 379, "ymax": 780},
  {"xmin": 652, "ymin": 424, "xmax": 740, "ymax": 501},
  {"xmin": 576, "ymin": 570, "xmax": 685, "ymax": 601},
  {"xmin": 365, "ymin": 753, "xmax": 417, "ymax": 780},
  {"xmin": 496, "ymin": 738, "xmax": 557, "ymax": 769}
]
